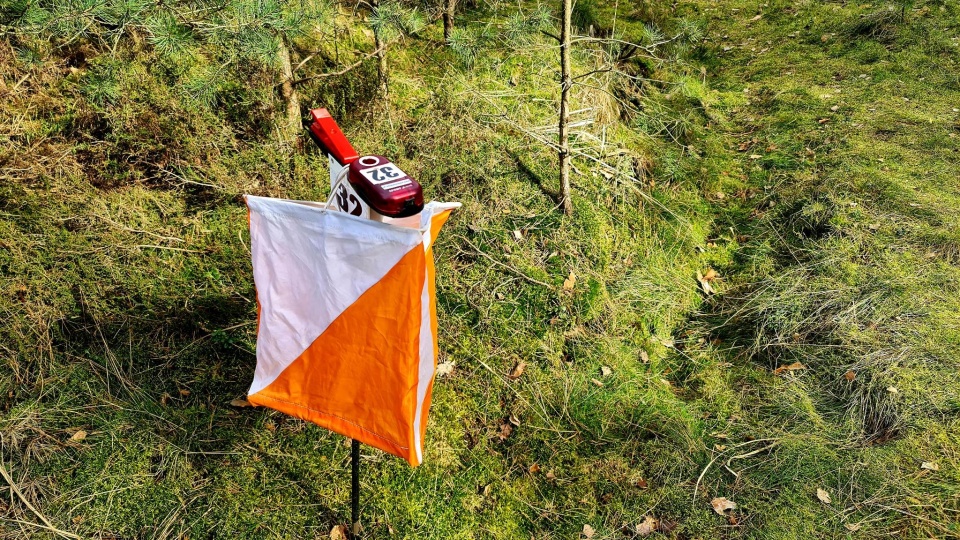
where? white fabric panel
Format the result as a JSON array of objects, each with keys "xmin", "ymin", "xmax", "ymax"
[
  {"xmin": 246, "ymin": 195, "xmax": 422, "ymax": 395},
  {"xmin": 412, "ymin": 269, "xmax": 434, "ymax": 463}
]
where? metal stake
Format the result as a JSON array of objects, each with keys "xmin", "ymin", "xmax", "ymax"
[{"xmin": 351, "ymin": 438, "xmax": 361, "ymax": 536}]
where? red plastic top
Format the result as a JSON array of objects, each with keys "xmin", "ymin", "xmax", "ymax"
[
  {"xmin": 348, "ymin": 155, "xmax": 424, "ymax": 218},
  {"xmin": 308, "ymin": 108, "xmax": 359, "ymax": 165}
]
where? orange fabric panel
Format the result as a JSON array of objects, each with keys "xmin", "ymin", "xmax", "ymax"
[{"xmin": 248, "ymin": 245, "xmax": 426, "ymax": 463}]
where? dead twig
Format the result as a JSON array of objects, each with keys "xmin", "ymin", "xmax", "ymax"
[
  {"xmin": 456, "ymin": 235, "xmax": 555, "ymax": 289},
  {"xmin": 0, "ymin": 460, "xmax": 81, "ymax": 539}
]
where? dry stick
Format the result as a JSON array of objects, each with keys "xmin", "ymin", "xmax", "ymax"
[
  {"xmin": 723, "ymin": 441, "xmax": 780, "ymax": 478},
  {"xmin": 692, "ymin": 438, "xmax": 779, "ymax": 503},
  {"xmin": 290, "ymin": 41, "xmax": 390, "ymax": 86},
  {"xmin": 0, "ymin": 461, "xmax": 81, "ymax": 539},
  {"xmin": 457, "ymin": 236, "xmax": 554, "ymax": 289}
]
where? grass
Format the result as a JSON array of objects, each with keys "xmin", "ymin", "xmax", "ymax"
[{"xmin": 2, "ymin": 0, "xmax": 960, "ymax": 538}]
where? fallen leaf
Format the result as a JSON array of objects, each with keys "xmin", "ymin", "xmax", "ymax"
[
  {"xmin": 920, "ymin": 461, "xmax": 939, "ymax": 471},
  {"xmin": 711, "ymin": 497, "xmax": 737, "ymax": 515},
  {"xmin": 636, "ymin": 516, "xmax": 658, "ymax": 536},
  {"xmin": 830, "ymin": 105, "xmax": 839, "ymax": 112},
  {"xmin": 591, "ymin": 378, "xmax": 604, "ymax": 387},
  {"xmin": 818, "ymin": 118, "xmax": 830, "ymax": 124},
  {"xmin": 509, "ymin": 414, "xmax": 521, "ymax": 426},
  {"xmin": 546, "ymin": 470, "xmax": 556, "ymax": 480},
  {"xmin": 749, "ymin": 14, "xmax": 762, "ymax": 21},
  {"xmin": 844, "ymin": 523, "xmax": 861, "ymax": 532},
  {"xmin": 703, "ymin": 268, "xmax": 719, "ymax": 281},
  {"xmin": 698, "ymin": 271, "xmax": 716, "ymax": 295},
  {"xmin": 749, "ymin": 154, "xmax": 763, "ymax": 159},
  {"xmin": 640, "ymin": 350, "xmax": 650, "ymax": 363},
  {"xmin": 844, "ymin": 370, "xmax": 856, "ymax": 381},
  {"xmin": 330, "ymin": 525, "xmax": 348, "ymax": 540},
  {"xmin": 497, "ymin": 422, "xmax": 513, "ymax": 441},
  {"xmin": 886, "ymin": 386, "xmax": 899, "ymax": 394},
  {"xmin": 436, "ymin": 361, "xmax": 455, "ymax": 377},
  {"xmin": 600, "ymin": 366, "xmax": 613, "ymax": 377},
  {"xmin": 636, "ymin": 477, "xmax": 648, "ymax": 489},
  {"xmin": 774, "ymin": 362, "xmax": 806, "ymax": 375},
  {"xmin": 230, "ymin": 398, "xmax": 252, "ymax": 408},
  {"xmin": 509, "ymin": 361, "xmax": 526, "ymax": 379},
  {"xmin": 513, "ymin": 229, "xmax": 523, "ymax": 241},
  {"xmin": 70, "ymin": 430, "xmax": 87, "ymax": 442},
  {"xmin": 816, "ymin": 488, "xmax": 832, "ymax": 504},
  {"xmin": 563, "ymin": 271, "xmax": 577, "ymax": 290},
  {"xmin": 528, "ymin": 463, "xmax": 541, "ymax": 474},
  {"xmin": 581, "ymin": 524, "xmax": 595, "ymax": 538}
]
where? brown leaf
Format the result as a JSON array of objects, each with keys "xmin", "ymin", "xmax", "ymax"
[
  {"xmin": 497, "ymin": 422, "xmax": 513, "ymax": 441},
  {"xmin": 816, "ymin": 488, "xmax": 832, "ymax": 504},
  {"xmin": 711, "ymin": 497, "xmax": 737, "ymax": 515},
  {"xmin": 436, "ymin": 361, "xmax": 455, "ymax": 377},
  {"xmin": 703, "ymin": 268, "xmax": 719, "ymax": 281},
  {"xmin": 844, "ymin": 370, "xmax": 856, "ymax": 381},
  {"xmin": 591, "ymin": 378, "xmax": 604, "ymax": 387},
  {"xmin": 563, "ymin": 271, "xmax": 577, "ymax": 290},
  {"xmin": 697, "ymin": 271, "xmax": 716, "ymax": 295},
  {"xmin": 581, "ymin": 524, "xmax": 595, "ymax": 538},
  {"xmin": 70, "ymin": 430, "xmax": 87, "ymax": 442},
  {"xmin": 920, "ymin": 461, "xmax": 939, "ymax": 471},
  {"xmin": 528, "ymin": 463, "xmax": 541, "ymax": 474},
  {"xmin": 844, "ymin": 523, "xmax": 861, "ymax": 532},
  {"xmin": 640, "ymin": 350, "xmax": 650, "ymax": 363},
  {"xmin": 178, "ymin": 389, "xmax": 191, "ymax": 396},
  {"xmin": 773, "ymin": 362, "xmax": 805, "ymax": 375},
  {"xmin": 230, "ymin": 398, "xmax": 252, "ymax": 408},
  {"xmin": 636, "ymin": 477, "xmax": 649, "ymax": 489},
  {"xmin": 636, "ymin": 516, "xmax": 658, "ymax": 536},
  {"xmin": 545, "ymin": 470, "xmax": 556, "ymax": 481},
  {"xmin": 508, "ymin": 361, "xmax": 526, "ymax": 379},
  {"xmin": 330, "ymin": 524, "xmax": 348, "ymax": 540}
]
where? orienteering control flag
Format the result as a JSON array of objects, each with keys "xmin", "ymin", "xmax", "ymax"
[{"xmin": 244, "ymin": 195, "xmax": 458, "ymax": 466}]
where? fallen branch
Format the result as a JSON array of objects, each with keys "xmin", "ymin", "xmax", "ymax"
[{"xmin": 290, "ymin": 42, "xmax": 390, "ymax": 87}]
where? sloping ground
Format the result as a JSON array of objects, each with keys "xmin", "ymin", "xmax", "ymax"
[
  {"xmin": 1, "ymin": 0, "xmax": 959, "ymax": 539},
  {"xmin": 669, "ymin": 0, "xmax": 960, "ymax": 537}
]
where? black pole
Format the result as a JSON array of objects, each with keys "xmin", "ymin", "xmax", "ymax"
[{"xmin": 351, "ymin": 438, "xmax": 360, "ymax": 536}]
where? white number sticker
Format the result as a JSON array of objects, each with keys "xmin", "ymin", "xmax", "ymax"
[{"xmin": 359, "ymin": 164, "xmax": 412, "ymax": 191}]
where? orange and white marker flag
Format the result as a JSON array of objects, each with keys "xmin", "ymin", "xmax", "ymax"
[{"xmin": 244, "ymin": 195, "xmax": 458, "ymax": 466}]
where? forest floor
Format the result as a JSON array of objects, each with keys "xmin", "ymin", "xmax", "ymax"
[{"xmin": 2, "ymin": 0, "xmax": 959, "ymax": 539}]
